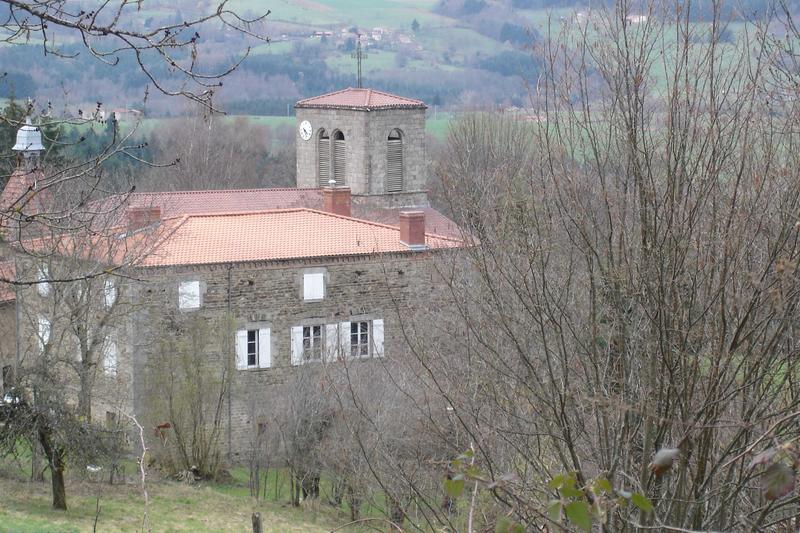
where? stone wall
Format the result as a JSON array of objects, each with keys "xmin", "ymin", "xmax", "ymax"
[
  {"xmin": 130, "ymin": 251, "xmax": 442, "ymax": 460},
  {"xmin": 13, "ymin": 256, "xmax": 136, "ymax": 426},
  {"xmin": 0, "ymin": 301, "xmax": 16, "ymax": 391},
  {"xmin": 295, "ymin": 107, "xmax": 427, "ymax": 197}
]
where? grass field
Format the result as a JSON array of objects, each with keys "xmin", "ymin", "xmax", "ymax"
[
  {"xmin": 0, "ymin": 476, "xmax": 346, "ymax": 532},
  {"xmin": 232, "ymin": 0, "xmax": 448, "ymax": 29}
]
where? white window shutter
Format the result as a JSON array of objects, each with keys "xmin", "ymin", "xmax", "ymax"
[
  {"xmin": 235, "ymin": 330, "xmax": 248, "ymax": 370},
  {"xmin": 103, "ymin": 340, "xmax": 118, "ymax": 376},
  {"xmin": 303, "ymin": 273, "xmax": 325, "ymax": 300},
  {"xmin": 258, "ymin": 328, "xmax": 271, "ymax": 368},
  {"xmin": 104, "ymin": 279, "xmax": 117, "ymax": 308},
  {"xmin": 291, "ymin": 326, "xmax": 304, "ymax": 366},
  {"xmin": 372, "ymin": 319, "xmax": 384, "ymax": 358},
  {"xmin": 325, "ymin": 324, "xmax": 339, "ymax": 362},
  {"xmin": 179, "ymin": 281, "xmax": 201, "ymax": 310},
  {"xmin": 339, "ymin": 321, "xmax": 351, "ymax": 359},
  {"xmin": 37, "ymin": 265, "xmax": 50, "ymax": 296},
  {"xmin": 37, "ymin": 316, "xmax": 50, "ymax": 351}
]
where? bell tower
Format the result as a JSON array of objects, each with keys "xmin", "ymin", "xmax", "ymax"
[{"xmin": 295, "ymin": 88, "xmax": 428, "ymax": 207}]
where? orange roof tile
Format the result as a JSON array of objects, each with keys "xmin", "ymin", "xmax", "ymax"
[
  {"xmin": 140, "ymin": 208, "xmax": 461, "ymax": 267},
  {"xmin": 0, "ymin": 167, "xmax": 52, "ymax": 215},
  {"xmin": 296, "ymin": 88, "xmax": 426, "ymax": 110},
  {"xmin": 126, "ymin": 188, "xmax": 323, "ymax": 217},
  {"xmin": 121, "ymin": 189, "xmax": 463, "ymax": 240},
  {"xmin": 0, "ymin": 261, "xmax": 14, "ymax": 302}
]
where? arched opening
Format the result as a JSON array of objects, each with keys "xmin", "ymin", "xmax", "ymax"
[
  {"xmin": 386, "ymin": 129, "xmax": 403, "ymax": 192},
  {"xmin": 333, "ymin": 130, "xmax": 346, "ymax": 186},
  {"xmin": 317, "ymin": 129, "xmax": 330, "ymax": 186}
]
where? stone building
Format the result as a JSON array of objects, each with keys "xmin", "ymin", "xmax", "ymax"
[{"xmin": 2, "ymin": 88, "xmax": 463, "ymax": 458}]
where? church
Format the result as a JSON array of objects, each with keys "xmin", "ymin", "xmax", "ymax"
[{"xmin": 0, "ymin": 88, "xmax": 463, "ymax": 457}]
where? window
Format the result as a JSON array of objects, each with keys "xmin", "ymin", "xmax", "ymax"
[
  {"xmin": 303, "ymin": 325, "xmax": 324, "ymax": 362},
  {"xmin": 37, "ymin": 264, "xmax": 50, "ymax": 296},
  {"xmin": 178, "ymin": 280, "xmax": 201, "ymax": 310},
  {"xmin": 291, "ymin": 324, "xmax": 335, "ymax": 365},
  {"xmin": 350, "ymin": 321, "xmax": 370, "ymax": 358},
  {"xmin": 103, "ymin": 340, "xmax": 118, "ymax": 376},
  {"xmin": 340, "ymin": 319, "xmax": 384, "ymax": 359},
  {"xmin": 104, "ymin": 278, "xmax": 117, "ymax": 308},
  {"xmin": 37, "ymin": 315, "xmax": 50, "ymax": 352},
  {"xmin": 303, "ymin": 272, "xmax": 325, "ymax": 300},
  {"xmin": 333, "ymin": 130, "xmax": 346, "ymax": 186},
  {"xmin": 387, "ymin": 129, "xmax": 403, "ymax": 192},
  {"xmin": 318, "ymin": 129, "xmax": 330, "ymax": 186},
  {"xmin": 236, "ymin": 328, "xmax": 270, "ymax": 369}
]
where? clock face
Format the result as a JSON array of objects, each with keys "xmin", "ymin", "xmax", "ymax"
[{"xmin": 299, "ymin": 120, "xmax": 313, "ymax": 141}]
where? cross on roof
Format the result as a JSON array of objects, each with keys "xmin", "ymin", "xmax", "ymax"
[{"xmin": 351, "ymin": 36, "xmax": 368, "ymax": 88}]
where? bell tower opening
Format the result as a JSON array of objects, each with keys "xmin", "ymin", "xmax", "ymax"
[
  {"xmin": 317, "ymin": 129, "xmax": 330, "ymax": 186},
  {"xmin": 386, "ymin": 129, "xmax": 403, "ymax": 193},
  {"xmin": 332, "ymin": 131, "xmax": 346, "ymax": 186}
]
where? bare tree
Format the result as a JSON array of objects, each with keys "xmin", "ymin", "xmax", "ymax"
[{"xmin": 334, "ymin": 2, "xmax": 800, "ymax": 531}]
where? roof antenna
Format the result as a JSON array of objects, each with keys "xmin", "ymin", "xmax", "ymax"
[{"xmin": 351, "ymin": 35, "xmax": 368, "ymax": 88}]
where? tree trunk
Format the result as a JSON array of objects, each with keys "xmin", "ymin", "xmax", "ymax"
[
  {"xmin": 251, "ymin": 513, "xmax": 263, "ymax": 533},
  {"xmin": 38, "ymin": 425, "xmax": 67, "ymax": 510},
  {"xmin": 30, "ymin": 437, "xmax": 44, "ymax": 482},
  {"xmin": 78, "ymin": 367, "xmax": 92, "ymax": 423}
]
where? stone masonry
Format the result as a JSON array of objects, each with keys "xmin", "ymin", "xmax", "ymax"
[
  {"xmin": 295, "ymin": 106, "xmax": 428, "ymax": 202},
  {"xmin": 129, "ymin": 251, "xmax": 443, "ymax": 458}
]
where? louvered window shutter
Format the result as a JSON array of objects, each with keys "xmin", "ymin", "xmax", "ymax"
[
  {"xmin": 318, "ymin": 135, "xmax": 330, "ymax": 186},
  {"xmin": 339, "ymin": 321, "xmax": 351, "ymax": 359},
  {"xmin": 386, "ymin": 139, "xmax": 403, "ymax": 192},
  {"xmin": 333, "ymin": 139, "xmax": 346, "ymax": 185},
  {"xmin": 372, "ymin": 319, "xmax": 384, "ymax": 358},
  {"xmin": 325, "ymin": 324, "xmax": 339, "ymax": 362},
  {"xmin": 235, "ymin": 330, "xmax": 248, "ymax": 370},
  {"xmin": 258, "ymin": 328, "xmax": 271, "ymax": 368},
  {"xmin": 291, "ymin": 326, "xmax": 304, "ymax": 366}
]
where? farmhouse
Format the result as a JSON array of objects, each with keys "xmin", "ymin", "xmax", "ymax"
[{"xmin": 1, "ymin": 88, "xmax": 463, "ymax": 457}]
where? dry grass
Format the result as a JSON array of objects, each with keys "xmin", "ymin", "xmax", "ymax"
[{"xmin": 0, "ymin": 476, "xmax": 344, "ymax": 532}]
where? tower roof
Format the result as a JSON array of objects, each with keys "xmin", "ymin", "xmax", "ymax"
[{"xmin": 295, "ymin": 88, "xmax": 427, "ymax": 111}]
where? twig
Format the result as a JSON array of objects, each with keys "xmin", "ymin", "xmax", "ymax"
[{"xmin": 329, "ymin": 517, "xmax": 403, "ymax": 532}]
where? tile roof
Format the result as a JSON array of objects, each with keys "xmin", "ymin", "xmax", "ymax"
[
  {"xmin": 126, "ymin": 188, "xmax": 323, "ymax": 218},
  {"xmin": 139, "ymin": 209, "xmax": 461, "ymax": 267},
  {"xmin": 295, "ymin": 88, "xmax": 427, "ymax": 110},
  {"xmin": 0, "ymin": 261, "xmax": 14, "ymax": 303},
  {"xmin": 123, "ymin": 188, "xmax": 463, "ymax": 240},
  {"xmin": 0, "ymin": 167, "xmax": 51, "ymax": 215}
]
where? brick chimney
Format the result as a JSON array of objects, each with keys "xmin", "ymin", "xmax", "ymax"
[
  {"xmin": 126, "ymin": 206, "xmax": 161, "ymax": 230},
  {"xmin": 399, "ymin": 211, "xmax": 427, "ymax": 251},
  {"xmin": 323, "ymin": 185, "xmax": 351, "ymax": 218}
]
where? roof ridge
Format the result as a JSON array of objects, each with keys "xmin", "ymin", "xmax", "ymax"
[{"xmin": 132, "ymin": 187, "xmax": 322, "ymax": 197}]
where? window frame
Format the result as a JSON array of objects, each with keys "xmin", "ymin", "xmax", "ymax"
[
  {"xmin": 246, "ymin": 329, "xmax": 258, "ymax": 367},
  {"xmin": 302, "ymin": 324, "xmax": 325, "ymax": 362},
  {"xmin": 350, "ymin": 320, "xmax": 371, "ymax": 358},
  {"xmin": 236, "ymin": 327, "xmax": 271, "ymax": 370}
]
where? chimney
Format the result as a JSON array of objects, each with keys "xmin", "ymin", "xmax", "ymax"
[
  {"xmin": 323, "ymin": 184, "xmax": 351, "ymax": 218},
  {"xmin": 126, "ymin": 207, "xmax": 161, "ymax": 230},
  {"xmin": 399, "ymin": 211, "xmax": 427, "ymax": 251}
]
